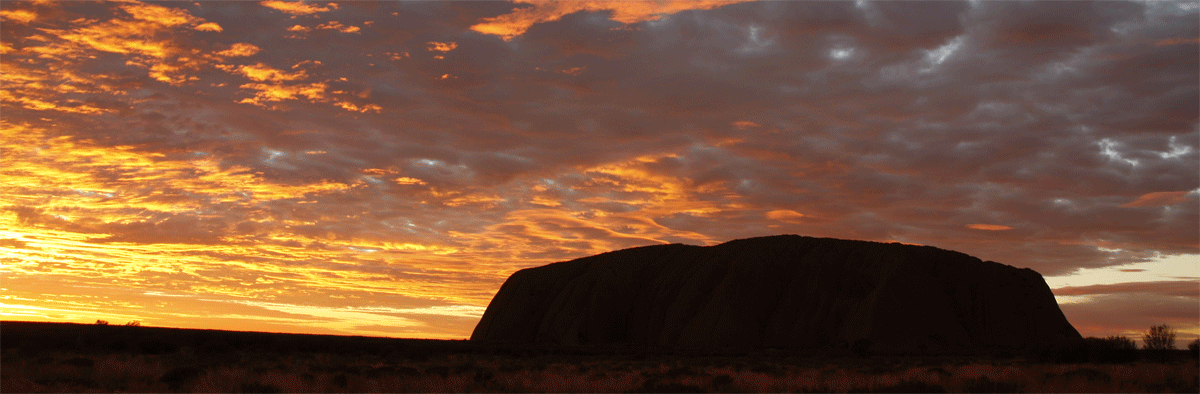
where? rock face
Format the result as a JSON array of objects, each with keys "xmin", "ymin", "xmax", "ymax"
[{"xmin": 471, "ymin": 235, "xmax": 1082, "ymax": 351}]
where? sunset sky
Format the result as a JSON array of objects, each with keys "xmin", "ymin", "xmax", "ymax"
[{"xmin": 1, "ymin": 0, "xmax": 1197, "ymax": 343}]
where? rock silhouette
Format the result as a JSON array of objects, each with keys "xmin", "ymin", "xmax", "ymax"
[{"xmin": 471, "ymin": 235, "xmax": 1082, "ymax": 351}]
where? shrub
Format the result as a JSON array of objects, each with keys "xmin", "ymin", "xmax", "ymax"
[
  {"xmin": 124, "ymin": 321, "xmax": 140, "ymax": 327},
  {"xmin": 1143, "ymin": 324, "xmax": 1177, "ymax": 362},
  {"xmin": 95, "ymin": 320, "xmax": 108, "ymax": 325},
  {"xmin": 1188, "ymin": 339, "xmax": 1198, "ymax": 358},
  {"xmin": 1143, "ymin": 324, "xmax": 1176, "ymax": 351},
  {"xmin": 1086, "ymin": 336, "xmax": 1138, "ymax": 363}
]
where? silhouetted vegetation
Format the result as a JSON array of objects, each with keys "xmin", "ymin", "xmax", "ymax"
[
  {"xmin": 1143, "ymin": 324, "xmax": 1177, "ymax": 362},
  {"xmin": 1031, "ymin": 334, "xmax": 1182, "ymax": 364},
  {"xmin": 2, "ymin": 321, "xmax": 1197, "ymax": 393},
  {"xmin": 1086, "ymin": 336, "xmax": 1138, "ymax": 363},
  {"xmin": 1143, "ymin": 324, "xmax": 1177, "ymax": 351}
]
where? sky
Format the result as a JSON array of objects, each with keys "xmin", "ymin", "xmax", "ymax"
[{"xmin": 1, "ymin": 0, "xmax": 1197, "ymax": 344}]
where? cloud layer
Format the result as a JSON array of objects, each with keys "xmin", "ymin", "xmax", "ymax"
[{"xmin": 2, "ymin": 1, "xmax": 1196, "ymax": 340}]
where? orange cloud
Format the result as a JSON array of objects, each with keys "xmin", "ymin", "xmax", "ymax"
[
  {"xmin": 119, "ymin": 2, "xmax": 200, "ymax": 27},
  {"xmin": 394, "ymin": 177, "xmax": 427, "ymax": 185},
  {"xmin": 1122, "ymin": 191, "xmax": 1192, "ymax": 207},
  {"xmin": 237, "ymin": 82, "xmax": 327, "ymax": 106},
  {"xmin": 427, "ymin": 41, "xmax": 458, "ymax": 52},
  {"xmin": 335, "ymin": 101, "xmax": 382, "ymax": 113},
  {"xmin": 558, "ymin": 67, "xmax": 585, "ymax": 75},
  {"xmin": 0, "ymin": 90, "xmax": 109, "ymax": 114},
  {"xmin": 471, "ymin": 0, "xmax": 751, "ymax": 40},
  {"xmin": 315, "ymin": 21, "xmax": 360, "ymax": 33},
  {"xmin": 0, "ymin": 9, "xmax": 37, "ymax": 24},
  {"xmin": 766, "ymin": 209, "xmax": 805, "ymax": 222},
  {"xmin": 16, "ymin": 2, "xmax": 222, "ymax": 87},
  {"xmin": 261, "ymin": 0, "xmax": 338, "ymax": 15},
  {"xmin": 732, "ymin": 120, "xmax": 761, "ymax": 129},
  {"xmin": 194, "ymin": 22, "xmax": 223, "ymax": 32},
  {"xmin": 237, "ymin": 63, "xmax": 309, "ymax": 82},
  {"xmin": 966, "ymin": 224, "xmax": 1013, "ymax": 231},
  {"xmin": 216, "ymin": 43, "xmax": 261, "ymax": 58}
]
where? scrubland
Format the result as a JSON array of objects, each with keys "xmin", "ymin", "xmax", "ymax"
[{"xmin": 3, "ymin": 322, "xmax": 1197, "ymax": 393}]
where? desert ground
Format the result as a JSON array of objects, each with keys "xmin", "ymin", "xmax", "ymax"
[{"xmin": 2, "ymin": 321, "xmax": 1196, "ymax": 393}]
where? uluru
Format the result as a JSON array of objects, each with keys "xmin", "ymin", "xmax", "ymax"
[{"xmin": 471, "ymin": 235, "xmax": 1082, "ymax": 352}]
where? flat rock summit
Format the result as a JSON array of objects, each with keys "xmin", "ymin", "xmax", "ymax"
[{"xmin": 471, "ymin": 235, "xmax": 1082, "ymax": 351}]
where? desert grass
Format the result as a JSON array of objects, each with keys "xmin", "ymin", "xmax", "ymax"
[{"xmin": 3, "ymin": 349, "xmax": 1198, "ymax": 393}]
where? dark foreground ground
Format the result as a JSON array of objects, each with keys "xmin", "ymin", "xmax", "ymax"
[{"xmin": 3, "ymin": 321, "xmax": 1197, "ymax": 393}]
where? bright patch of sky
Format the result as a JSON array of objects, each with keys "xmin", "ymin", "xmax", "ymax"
[
  {"xmin": 229, "ymin": 299, "xmax": 423, "ymax": 329},
  {"xmin": 1045, "ymin": 252, "xmax": 1200, "ymax": 289},
  {"xmin": 262, "ymin": 147, "xmax": 297, "ymax": 170},
  {"xmin": 1160, "ymin": 135, "xmax": 1193, "ymax": 159},
  {"xmin": 921, "ymin": 35, "xmax": 964, "ymax": 73},
  {"xmin": 830, "ymin": 47, "xmax": 853, "ymax": 60},
  {"xmin": 415, "ymin": 158, "xmax": 443, "ymax": 167},
  {"xmin": 1099, "ymin": 138, "xmax": 1139, "ymax": 167}
]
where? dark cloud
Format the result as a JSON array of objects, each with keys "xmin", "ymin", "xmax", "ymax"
[{"xmin": 1055, "ymin": 280, "xmax": 1199, "ymax": 298}]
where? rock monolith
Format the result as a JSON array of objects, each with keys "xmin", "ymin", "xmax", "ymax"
[{"xmin": 470, "ymin": 235, "xmax": 1082, "ymax": 351}]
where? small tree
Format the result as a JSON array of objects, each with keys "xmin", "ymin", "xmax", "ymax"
[
  {"xmin": 1142, "ymin": 324, "xmax": 1176, "ymax": 351},
  {"xmin": 95, "ymin": 320, "xmax": 109, "ymax": 325},
  {"xmin": 125, "ymin": 320, "xmax": 141, "ymax": 327},
  {"xmin": 1188, "ymin": 338, "xmax": 1198, "ymax": 358}
]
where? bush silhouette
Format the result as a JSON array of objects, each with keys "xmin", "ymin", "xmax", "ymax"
[
  {"xmin": 1034, "ymin": 336, "xmax": 1139, "ymax": 363},
  {"xmin": 1086, "ymin": 336, "xmax": 1138, "ymax": 363},
  {"xmin": 95, "ymin": 320, "xmax": 108, "ymax": 325},
  {"xmin": 1143, "ymin": 324, "xmax": 1177, "ymax": 362},
  {"xmin": 1188, "ymin": 338, "xmax": 1198, "ymax": 358},
  {"xmin": 1143, "ymin": 324, "xmax": 1176, "ymax": 351}
]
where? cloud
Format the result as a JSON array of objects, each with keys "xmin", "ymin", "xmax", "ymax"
[
  {"xmin": 314, "ymin": 21, "xmax": 360, "ymax": 33},
  {"xmin": 966, "ymin": 224, "xmax": 1013, "ymax": 231},
  {"xmin": 260, "ymin": 0, "xmax": 337, "ymax": 15},
  {"xmin": 237, "ymin": 63, "xmax": 309, "ymax": 82},
  {"xmin": 471, "ymin": 0, "xmax": 751, "ymax": 40},
  {"xmin": 0, "ymin": 9, "xmax": 37, "ymax": 23},
  {"xmin": 427, "ymin": 41, "xmax": 458, "ymax": 52},
  {"xmin": 194, "ymin": 22, "xmax": 223, "ymax": 32},
  {"xmin": 216, "ymin": 43, "xmax": 261, "ymax": 57},
  {"xmin": 766, "ymin": 209, "xmax": 805, "ymax": 222},
  {"xmin": 1122, "ymin": 191, "xmax": 1194, "ymax": 207},
  {"xmin": 1055, "ymin": 280, "xmax": 1198, "ymax": 298}
]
